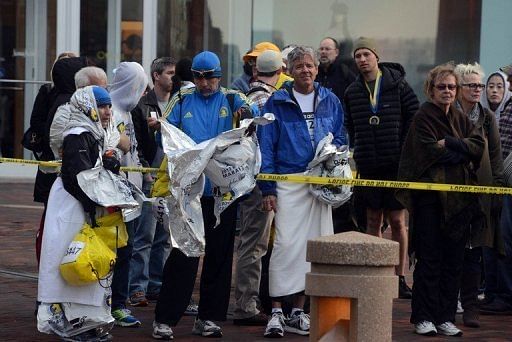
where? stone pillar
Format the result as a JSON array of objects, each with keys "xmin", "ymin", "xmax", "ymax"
[{"xmin": 306, "ymin": 231, "xmax": 399, "ymax": 342}]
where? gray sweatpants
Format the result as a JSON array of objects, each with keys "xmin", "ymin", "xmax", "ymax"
[{"xmin": 233, "ymin": 186, "xmax": 273, "ymax": 319}]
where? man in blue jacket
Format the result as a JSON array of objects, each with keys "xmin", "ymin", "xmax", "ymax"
[
  {"xmin": 149, "ymin": 51, "xmax": 258, "ymax": 340},
  {"xmin": 258, "ymin": 46, "xmax": 346, "ymax": 338}
]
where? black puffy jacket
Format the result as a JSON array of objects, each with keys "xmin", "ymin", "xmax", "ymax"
[{"xmin": 344, "ymin": 62, "xmax": 419, "ymax": 174}]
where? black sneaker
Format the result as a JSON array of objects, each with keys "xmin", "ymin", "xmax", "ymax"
[
  {"xmin": 192, "ymin": 318, "xmax": 222, "ymax": 337},
  {"xmin": 62, "ymin": 330, "xmax": 113, "ymax": 341},
  {"xmin": 184, "ymin": 299, "xmax": 199, "ymax": 316},
  {"xmin": 234, "ymin": 312, "xmax": 268, "ymax": 326},
  {"xmin": 399, "ymin": 276, "xmax": 412, "ymax": 299},
  {"xmin": 284, "ymin": 310, "xmax": 310, "ymax": 336},
  {"xmin": 480, "ymin": 298, "xmax": 512, "ymax": 315}
]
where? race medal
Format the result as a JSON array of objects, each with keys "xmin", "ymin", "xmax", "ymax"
[
  {"xmin": 369, "ymin": 115, "xmax": 380, "ymax": 125},
  {"xmin": 365, "ymin": 69, "xmax": 383, "ymax": 126}
]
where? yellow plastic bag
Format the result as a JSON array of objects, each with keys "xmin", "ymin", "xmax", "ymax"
[
  {"xmin": 151, "ymin": 155, "xmax": 171, "ymax": 198},
  {"xmin": 60, "ymin": 225, "xmax": 116, "ymax": 286},
  {"xmin": 94, "ymin": 211, "xmax": 128, "ymax": 251}
]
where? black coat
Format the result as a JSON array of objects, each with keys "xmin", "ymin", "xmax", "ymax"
[
  {"xmin": 29, "ymin": 84, "xmax": 58, "ymax": 138},
  {"xmin": 131, "ymin": 89, "xmax": 162, "ymax": 166},
  {"xmin": 316, "ymin": 57, "xmax": 356, "ymax": 103},
  {"xmin": 344, "ymin": 62, "xmax": 419, "ymax": 174},
  {"xmin": 33, "ymin": 57, "xmax": 88, "ymax": 203},
  {"xmin": 61, "ymin": 131, "xmax": 100, "ymax": 215}
]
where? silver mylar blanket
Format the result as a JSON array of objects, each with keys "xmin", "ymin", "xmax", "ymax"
[
  {"xmin": 159, "ymin": 113, "xmax": 275, "ymax": 257},
  {"xmin": 306, "ymin": 133, "xmax": 353, "ymax": 208},
  {"xmin": 77, "ymin": 160, "xmax": 141, "ymax": 211}
]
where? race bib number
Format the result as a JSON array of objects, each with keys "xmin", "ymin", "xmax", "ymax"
[
  {"xmin": 303, "ymin": 112, "xmax": 315, "ymax": 143},
  {"xmin": 61, "ymin": 241, "xmax": 85, "ymax": 264}
]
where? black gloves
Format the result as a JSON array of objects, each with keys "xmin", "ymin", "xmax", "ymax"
[
  {"xmin": 102, "ymin": 154, "xmax": 121, "ymax": 174},
  {"xmin": 245, "ymin": 122, "xmax": 256, "ymax": 137}
]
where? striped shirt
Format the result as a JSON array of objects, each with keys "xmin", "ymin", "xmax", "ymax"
[{"xmin": 499, "ymin": 100, "xmax": 512, "ymax": 159}]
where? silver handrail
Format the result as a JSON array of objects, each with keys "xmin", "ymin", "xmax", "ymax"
[
  {"xmin": 0, "ymin": 79, "xmax": 52, "ymax": 85},
  {"xmin": 0, "ymin": 87, "xmax": 23, "ymax": 90}
]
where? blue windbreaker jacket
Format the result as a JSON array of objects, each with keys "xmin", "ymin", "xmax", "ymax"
[{"xmin": 257, "ymin": 82, "xmax": 346, "ymax": 196}]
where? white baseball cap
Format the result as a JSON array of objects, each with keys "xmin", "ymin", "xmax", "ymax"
[{"xmin": 256, "ymin": 50, "xmax": 283, "ymax": 73}]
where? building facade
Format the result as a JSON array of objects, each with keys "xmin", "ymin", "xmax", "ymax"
[{"xmin": 0, "ymin": 0, "xmax": 511, "ymax": 158}]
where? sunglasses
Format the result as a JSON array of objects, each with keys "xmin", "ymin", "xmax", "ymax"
[
  {"xmin": 434, "ymin": 84, "xmax": 457, "ymax": 91},
  {"xmin": 462, "ymin": 83, "xmax": 486, "ymax": 90},
  {"xmin": 191, "ymin": 68, "xmax": 217, "ymax": 79}
]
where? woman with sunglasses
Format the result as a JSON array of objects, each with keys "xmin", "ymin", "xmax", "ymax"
[
  {"xmin": 397, "ymin": 63, "xmax": 485, "ymax": 337},
  {"xmin": 454, "ymin": 63, "xmax": 504, "ymax": 328}
]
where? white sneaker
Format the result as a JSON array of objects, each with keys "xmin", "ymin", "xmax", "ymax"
[
  {"xmin": 152, "ymin": 321, "xmax": 173, "ymax": 340},
  {"xmin": 456, "ymin": 299, "xmax": 464, "ymax": 314},
  {"xmin": 284, "ymin": 310, "xmax": 310, "ymax": 336},
  {"xmin": 436, "ymin": 321, "xmax": 463, "ymax": 336},
  {"xmin": 192, "ymin": 318, "xmax": 222, "ymax": 337},
  {"xmin": 264, "ymin": 312, "xmax": 285, "ymax": 338},
  {"xmin": 414, "ymin": 320, "xmax": 437, "ymax": 336}
]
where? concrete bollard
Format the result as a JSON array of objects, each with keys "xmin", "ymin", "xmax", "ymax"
[{"xmin": 305, "ymin": 231, "xmax": 399, "ymax": 342}]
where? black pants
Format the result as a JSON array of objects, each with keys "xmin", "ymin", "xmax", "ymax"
[
  {"xmin": 460, "ymin": 247, "xmax": 482, "ymax": 311},
  {"xmin": 410, "ymin": 192, "xmax": 466, "ymax": 325},
  {"xmin": 111, "ymin": 219, "xmax": 135, "ymax": 310},
  {"xmin": 155, "ymin": 197, "xmax": 238, "ymax": 325}
]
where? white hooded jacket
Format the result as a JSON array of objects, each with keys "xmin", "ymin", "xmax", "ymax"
[{"xmin": 110, "ymin": 62, "xmax": 148, "ymax": 189}]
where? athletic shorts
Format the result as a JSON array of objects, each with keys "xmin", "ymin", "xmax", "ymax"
[{"xmin": 357, "ymin": 168, "xmax": 405, "ymax": 211}]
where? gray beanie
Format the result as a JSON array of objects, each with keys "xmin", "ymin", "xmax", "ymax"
[{"xmin": 353, "ymin": 37, "xmax": 379, "ymax": 59}]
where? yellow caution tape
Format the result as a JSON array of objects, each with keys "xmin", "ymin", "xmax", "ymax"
[
  {"xmin": 256, "ymin": 173, "xmax": 512, "ymax": 195},
  {"xmin": 3, "ymin": 157, "xmax": 511, "ymax": 195},
  {"xmin": 0, "ymin": 157, "xmax": 159, "ymax": 174}
]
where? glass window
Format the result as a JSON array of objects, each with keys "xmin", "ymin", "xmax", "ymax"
[
  {"xmin": 156, "ymin": 0, "xmax": 198, "ymax": 58},
  {"xmin": 0, "ymin": 0, "xmax": 26, "ymax": 157},
  {"xmin": 121, "ymin": 0, "xmax": 143, "ymax": 64},
  {"xmin": 155, "ymin": 0, "xmax": 481, "ymax": 98},
  {"xmin": 80, "ymin": 0, "xmax": 143, "ymax": 69},
  {"xmin": 156, "ymin": 0, "xmax": 251, "ymax": 87},
  {"xmin": 46, "ymin": 0, "xmax": 57, "ymax": 80},
  {"xmin": 251, "ymin": 0, "xmax": 480, "ymax": 101},
  {"xmin": 80, "ymin": 0, "xmax": 108, "ymax": 69},
  {"xmin": 157, "ymin": 0, "xmax": 205, "ymax": 64}
]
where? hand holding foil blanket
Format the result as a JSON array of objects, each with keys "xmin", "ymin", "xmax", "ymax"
[
  {"xmin": 158, "ymin": 113, "xmax": 275, "ymax": 257},
  {"xmin": 306, "ymin": 133, "xmax": 353, "ymax": 207},
  {"xmin": 76, "ymin": 156, "xmax": 148, "ymax": 223}
]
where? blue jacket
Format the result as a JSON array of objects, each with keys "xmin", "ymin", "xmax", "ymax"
[
  {"xmin": 258, "ymin": 82, "xmax": 346, "ymax": 196},
  {"xmin": 165, "ymin": 87, "xmax": 257, "ymax": 143},
  {"xmin": 165, "ymin": 86, "xmax": 258, "ymax": 195}
]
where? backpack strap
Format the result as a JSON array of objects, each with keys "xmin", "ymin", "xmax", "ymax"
[
  {"xmin": 245, "ymin": 86, "xmax": 270, "ymax": 97},
  {"xmin": 226, "ymin": 92, "xmax": 236, "ymax": 113}
]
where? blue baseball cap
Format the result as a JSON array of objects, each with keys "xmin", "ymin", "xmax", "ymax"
[{"xmin": 191, "ymin": 51, "xmax": 222, "ymax": 78}]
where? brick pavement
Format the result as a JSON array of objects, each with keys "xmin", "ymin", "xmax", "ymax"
[{"xmin": 0, "ymin": 181, "xmax": 511, "ymax": 341}]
